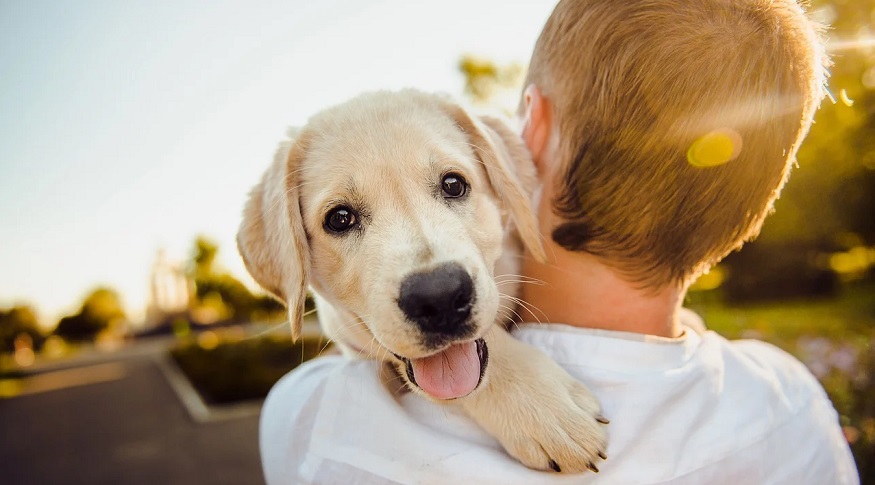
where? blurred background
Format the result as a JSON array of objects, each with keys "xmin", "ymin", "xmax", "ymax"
[{"xmin": 1, "ymin": 0, "xmax": 873, "ymax": 483}]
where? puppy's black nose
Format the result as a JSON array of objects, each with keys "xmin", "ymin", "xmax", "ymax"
[{"xmin": 398, "ymin": 263, "xmax": 474, "ymax": 336}]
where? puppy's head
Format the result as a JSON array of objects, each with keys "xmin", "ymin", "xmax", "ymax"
[{"xmin": 238, "ymin": 90, "xmax": 543, "ymax": 399}]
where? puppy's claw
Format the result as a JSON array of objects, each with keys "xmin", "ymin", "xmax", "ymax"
[
  {"xmin": 596, "ymin": 415, "xmax": 610, "ymax": 424},
  {"xmin": 549, "ymin": 460, "xmax": 561, "ymax": 473},
  {"xmin": 598, "ymin": 451, "xmax": 608, "ymax": 460},
  {"xmin": 587, "ymin": 462, "xmax": 600, "ymax": 473}
]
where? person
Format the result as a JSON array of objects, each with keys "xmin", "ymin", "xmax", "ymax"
[{"xmin": 259, "ymin": 0, "xmax": 859, "ymax": 483}]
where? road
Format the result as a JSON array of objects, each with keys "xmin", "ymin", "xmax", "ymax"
[{"xmin": 0, "ymin": 355, "xmax": 264, "ymax": 485}]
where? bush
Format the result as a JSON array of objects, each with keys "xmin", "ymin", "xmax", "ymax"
[
  {"xmin": 720, "ymin": 242, "xmax": 838, "ymax": 304},
  {"xmin": 54, "ymin": 288, "xmax": 126, "ymax": 342},
  {"xmin": 0, "ymin": 306, "xmax": 44, "ymax": 353},
  {"xmin": 171, "ymin": 333, "xmax": 331, "ymax": 404}
]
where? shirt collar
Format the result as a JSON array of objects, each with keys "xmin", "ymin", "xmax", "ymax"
[{"xmin": 511, "ymin": 311, "xmax": 705, "ymax": 373}]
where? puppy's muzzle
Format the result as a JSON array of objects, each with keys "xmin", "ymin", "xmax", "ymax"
[{"xmin": 398, "ymin": 262, "xmax": 474, "ymax": 338}]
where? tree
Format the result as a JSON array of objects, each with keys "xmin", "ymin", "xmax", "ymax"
[
  {"xmin": 0, "ymin": 305, "xmax": 44, "ymax": 353},
  {"xmin": 188, "ymin": 236, "xmax": 284, "ymax": 324},
  {"xmin": 458, "ymin": 55, "xmax": 525, "ymax": 114},
  {"xmin": 54, "ymin": 288, "xmax": 126, "ymax": 342},
  {"xmin": 193, "ymin": 236, "xmax": 219, "ymax": 278}
]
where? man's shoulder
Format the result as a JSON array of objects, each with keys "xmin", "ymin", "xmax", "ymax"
[
  {"xmin": 709, "ymin": 333, "xmax": 829, "ymax": 406},
  {"xmin": 684, "ymin": 331, "xmax": 840, "ymax": 438},
  {"xmin": 687, "ymin": 333, "xmax": 858, "ymax": 483}
]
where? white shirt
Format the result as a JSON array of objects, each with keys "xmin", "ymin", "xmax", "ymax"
[{"xmin": 260, "ymin": 321, "xmax": 858, "ymax": 484}]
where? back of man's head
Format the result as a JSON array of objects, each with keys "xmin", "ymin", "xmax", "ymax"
[{"xmin": 524, "ymin": 0, "xmax": 828, "ymax": 288}]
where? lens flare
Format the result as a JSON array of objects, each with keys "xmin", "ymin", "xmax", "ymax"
[
  {"xmin": 827, "ymin": 37, "xmax": 875, "ymax": 52},
  {"xmin": 839, "ymin": 89, "xmax": 854, "ymax": 107},
  {"xmin": 687, "ymin": 129, "xmax": 742, "ymax": 168}
]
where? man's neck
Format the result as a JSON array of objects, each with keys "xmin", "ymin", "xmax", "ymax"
[{"xmin": 519, "ymin": 246, "xmax": 685, "ymax": 338}]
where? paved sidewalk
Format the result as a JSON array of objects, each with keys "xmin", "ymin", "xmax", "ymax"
[{"xmin": 0, "ymin": 356, "xmax": 264, "ymax": 485}]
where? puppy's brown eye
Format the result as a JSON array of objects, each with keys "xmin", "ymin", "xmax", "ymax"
[
  {"xmin": 325, "ymin": 207, "xmax": 357, "ymax": 233},
  {"xmin": 441, "ymin": 173, "xmax": 468, "ymax": 198}
]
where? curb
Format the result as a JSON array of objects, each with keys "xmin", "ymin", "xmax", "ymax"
[{"xmin": 153, "ymin": 353, "xmax": 263, "ymax": 423}]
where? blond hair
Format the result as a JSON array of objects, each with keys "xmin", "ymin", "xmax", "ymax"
[{"xmin": 524, "ymin": 0, "xmax": 828, "ymax": 287}]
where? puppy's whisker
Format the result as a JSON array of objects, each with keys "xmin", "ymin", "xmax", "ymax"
[
  {"xmin": 368, "ymin": 340, "xmax": 390, "ymax": 363},
  {"xmin": 498, "ymin": 303, "xmax": 525, "ymax": 327},
  {"xmin": 319, "ymin": 319, "xmax": 367, "ymax": 355},
  {"xmin": 462, "ymin": 141, "xmax": 493, "ymax": 159},
  {"xmin": 460, "ymin": 143, "xmax": 513, "ymax": 174},
  {"xmin": 243, "ymin": 305, "xmax": 320, "ymax": 342},
  {"xmin": 495, "ymin": 274, "xmax": 546, "ymax": 285},
  {"xmin": 452, "ymin": 148, "xmax": 488, "ymax": 165},
  {"xmin": 496, "ymin": 279, "xmax": 547, "ymax": 288},
  {"xmin": 278, "ymin": 166, "xmax": 306, "ymax": 187},
  {"xmin": 262, "ymin": 173, "xmax": 319, "ymax": 216},
  {"xmin": 340, "ymin": 324, "xmax": 378, "ymax": 354},
  {"xmin": 318, "ymin": 338, "xmax": 333, "ymax": 355},
  {"xmin": 388, "ymin": 373, "xmax": 411, "ymax": 398},
  {"xmin": 496, "ymin": 307, "xmax": 518, "ymax": 327},
  {"xmin": 271, "ymin": 180, "xmax": 319, "ymax": 211},
  {"xmin": 318, "ymin": 314, "xmax": 368, "ymax": 352},
  {"xmin": 243, "ymin": 319, "xmax": 291, "ymax": 341},
  {"xmin": 379, "ymin": 346, "xmax": 393, "ymax": 363},
  {"xmin": 503, "ymin": 294, "xmax": 549, "ymax": 325},
  {"xmin": 358, "ymin": 335, "xmax": 381, "ymax": 360}
]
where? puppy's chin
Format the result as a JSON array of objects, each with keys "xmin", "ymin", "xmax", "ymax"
[{"xmin": 393, "ymin": 337, "xmax": 489, "ymax": 401}]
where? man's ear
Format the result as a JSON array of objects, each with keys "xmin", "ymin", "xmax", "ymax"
[
  {"xmin": 237, "ymin": 130, "xmax": 312, "ymax": 340},
  {"xmin": 520, "ymin": 84, "xmax": 553, "ymax": 177},
  {"xmin": 439, "ymin": 101, "xmax": 546, "ymax": 262}
]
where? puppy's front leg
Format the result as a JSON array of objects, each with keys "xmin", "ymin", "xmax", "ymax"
[{"xmin": 459, "ymin": 325, "xmax": 608, "ymax": 473}]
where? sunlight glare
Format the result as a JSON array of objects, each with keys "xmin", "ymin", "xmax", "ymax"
[
  {"xmin": 686, "ymin": 129, "xmax": 742, "ymax": 168},
  {"xmin": 827, "ymin": 37, "xmax": 875, "ymax": 53}
]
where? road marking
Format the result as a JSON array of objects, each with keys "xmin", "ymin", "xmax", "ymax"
[{"xmin": 153, "ymin": 353, "xmax": 263, "ymax": 423}]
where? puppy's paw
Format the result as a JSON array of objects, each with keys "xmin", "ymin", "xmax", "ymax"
[
  {"xmin": 497, "ymin": 376, "xmax": 608, "ymax": 473},
  {"xmin": 460, "ymin": 327, "xmax": 608, "ymax": 473}
]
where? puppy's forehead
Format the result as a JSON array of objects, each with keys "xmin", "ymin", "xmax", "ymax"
[{"xmin": 300, "ymin": 94, "xmax": 478, "ymax": 194}]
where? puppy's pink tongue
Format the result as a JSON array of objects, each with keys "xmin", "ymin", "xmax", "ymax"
[{"xmin": 410, "ymin": 341, "xmax": 480, "ymax": 400}]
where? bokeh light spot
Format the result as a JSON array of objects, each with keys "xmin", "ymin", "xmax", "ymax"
[
  {"xmin": 863, "ymin": 66, "xmax": 875, "ymax": 90},
  {"xmin": 687, "ymin": 129, "xmax": 742, "ymax": 168},
  {"xmin": 197, "ymin": 330, "xmax": 220, "ymax": 350},
  {"xmin": 839, "ymin": 89, "xmax": 854, "ymax": 107},
  {"xmin": 14, "ymin": 347, "xmax": 35, "ymax": 367}
]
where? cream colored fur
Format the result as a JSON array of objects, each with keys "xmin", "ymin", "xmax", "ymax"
[{"xmin": 238, "ymin": 90, "xmax": 607, "ymax": 473}]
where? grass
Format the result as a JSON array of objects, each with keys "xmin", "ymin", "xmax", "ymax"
[{"xmin": 687, "ymin": 282, "xmax": 874, "ymax": 343}]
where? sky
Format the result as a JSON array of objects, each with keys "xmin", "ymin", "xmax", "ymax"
[{"xmin": 0, "ymin": 0, "xmax": 558, "ymax": 326}]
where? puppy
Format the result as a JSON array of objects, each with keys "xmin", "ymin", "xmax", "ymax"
[{"xmin": 238, "ymin": 90, "xmax": 607, "ymax": 473}]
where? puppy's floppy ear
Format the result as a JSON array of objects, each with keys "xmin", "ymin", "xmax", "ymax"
[
  {"xmin": 441, "ymin": 103, "xmax": 546, "ymax": 262},
  {"xmin": 237, "ymin": 131, "xmax": 312, "ymax": 340}
]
